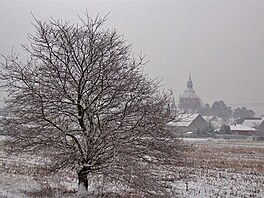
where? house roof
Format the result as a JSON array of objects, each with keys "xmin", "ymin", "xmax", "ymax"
[
  {"xmin": 230, "ymin": 124, "xmax": 256, "ymax": 131},
  {"xmin": 202, "ymin": 115, "xmax": 217, "ymax": 122},
  {"xmin": 236, "ymin": 117, "xmax": 261, "ymax": 124},
  {"xmin": 242, "ymin": 119, "xmax": 263, "ymax": 128},
  {"xmin": 181, "ymin": 73, "xmax": 198, "ymax": 99},
  {"xmin": 168, "ymin": 113, "xmax": 201, "ymax": 127}
]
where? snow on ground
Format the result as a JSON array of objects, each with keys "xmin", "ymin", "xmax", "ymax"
[
  {"xmin": 173, "ymin": 167, "xmax": 264, "ymax": 197},
  {"xmin": 0, "ymin": 135, "xmax": 8, "ymax": 141},
  {"xmin": 0, "ymin": 136, "xmax": 264, "ymax": 197},
  {"xmin": 176, "ymin": 138, "xmax": 264, "ymax": 197},
  {"xmin": 0, "ymin": 172, "xmax": 40, "ymax": 198}
]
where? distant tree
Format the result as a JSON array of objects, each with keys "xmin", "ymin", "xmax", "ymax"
[
  {"xmin": 0, "ymin": 13, "xmax": 189, "ymax": 197},
  {"xmin": 200, "ymin": 100, "xmax": 255, "ymax": 120},
  {"xmin": 206, "ymin": 122, "xmax": 215, "ymax": 135},
  {"xmin": 211, "ymin": 101, "xmax": 232, "ymax": 118},
  {"xmin": 195, "ymin": 122, "xmax": 215, "ymax": 137},
  {"xmin": 233, "ymin": 107, "xmax": 255, "ymax": 119},
  {"xmin": 219, "ymin": 124, "xmax": 231, "ymax": 134},
  {"xmin": 198, "ymin": 103, "xmax": 212, "ymax": 116}
]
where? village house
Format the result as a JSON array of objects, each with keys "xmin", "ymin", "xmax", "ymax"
[
  {"xmin": 237, "ymin": 117, "xmax": 264, "ymax": 137},
  {"xmin": 168, "ymin": 113, "xmax": 208, "ymax": 136},
  {"xmin": 229, "ymin": 124, "xmax": 256, "ymax": 136}
]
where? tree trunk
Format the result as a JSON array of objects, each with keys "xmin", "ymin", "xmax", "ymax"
[{"xmin": 77, "ymin": 166, "xmax": 90, "ymax": 193}]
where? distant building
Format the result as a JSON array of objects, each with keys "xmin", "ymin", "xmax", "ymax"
[
  {"xmin": 236, "ymin": 117, "xmax": 262, "ymax": 125},
  {"xmin": 258, "ymin": 120, "xmax": 264, "ymax": 131},
  {"xmin": 229, "ymin": 124, "xmax": 256, "ymax": 136},
  {"xmin": 240, "ymin": 118, "xmax": 263, "ymax": 129},
  {"xmin": 168, "ymin": 113, "xmax": 207, "ymax": 134},
  {"xmin": 238, "ymin": 117, "xmax": 264, "ymax": 137},
  {"xmin": 179, "ymin": 73, "xmax": 203, "ymax": 114}
]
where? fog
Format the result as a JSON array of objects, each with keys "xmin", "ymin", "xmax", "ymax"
[{"xmin": 1, "ymin": 0, "xmax": 264, "ymax": 115}]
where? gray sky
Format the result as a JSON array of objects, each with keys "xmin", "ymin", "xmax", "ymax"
[{"xmin": 1, "ymin": 0, "xmax": 264, "ymax": 115}]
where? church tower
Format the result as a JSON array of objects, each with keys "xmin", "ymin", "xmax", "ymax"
[{"xmin": 179, "ymin": 73, "xmax": 202, "ymax": 114}]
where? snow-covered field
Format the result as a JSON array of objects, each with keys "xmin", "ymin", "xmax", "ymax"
[
  {"xmin": 0, "ymin": 136, "xmax": 263, "ymax": 197},
  {"xmin": 174, "ymin": 138, "xmax": 264, "ymax": 197}
]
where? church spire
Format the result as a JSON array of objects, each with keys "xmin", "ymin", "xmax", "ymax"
[
  {"xmin": 187, "ymin": 72, "xmax": 193, "ymax": 89},
  {"xmin": 179, "ymin": 72, "xmax": 202, "ymax": 114}
]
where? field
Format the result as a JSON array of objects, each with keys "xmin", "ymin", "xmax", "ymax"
[
  {"xmin": 174, "ymin": 138, "xmax": 264, "ymax": 197},
  {"xmin": 0, "ymin": 136, "xmax": 264, "ymax": 197}
]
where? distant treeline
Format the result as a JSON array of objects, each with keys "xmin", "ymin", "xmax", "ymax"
[{"xmin": 199, "ymin": 100, "xmax": 255, "ymax": 119}]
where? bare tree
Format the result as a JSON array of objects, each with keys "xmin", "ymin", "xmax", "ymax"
[{"xmin": 0, "ymin": 13, "xmax": 188, "ymax": 197}]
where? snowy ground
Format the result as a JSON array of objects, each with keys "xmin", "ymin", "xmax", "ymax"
[
  {"xmin": 0, "ymin": 136, "xmax": 263, "ymax": 197},
  {"xmin": 175, "ymin": 138, "xmax": 264, "ymax": 197}
]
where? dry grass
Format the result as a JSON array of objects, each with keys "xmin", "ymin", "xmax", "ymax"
[
  {"xmin": 1, "ymin": 138, "xmax": 264, "ymax": 197},
  {"xmin": 188, "ymin": 139, "xmax": 264, "ymax": 173},
  {"xmin": 172, "ymin": 139, "xmax": 264, "ymax": 197}
]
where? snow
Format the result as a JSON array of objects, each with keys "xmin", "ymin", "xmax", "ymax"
[
  {"xmin": 175, "ymin": 138, "xmax": 264, "ymax": 197},
  {"xmin": 0, "ymin": 172, "xmax": 40, "ymax": 198},
  {"xmin": 183, "ymin": 137, "xmax": 215, "ymax": 142},
  {"xmin": 1, "ymin": 137, "xmax": 264, "ymax": 197},
  {"xmin": 186, "ymin": 131, "xmax": 193, "ymax": 134},
  {"xmin": 0, "ymin": 135, "xmax": 8, "ymax": 141},
  {"xmin": 242, "ymin": 119, "xmax": 263, "ymax": 128},
  {"xmin": 77, "ymin": 183, "xmax": 88, "ymax": 196},
  {"xmin": 202, "ymin": 115, "xmax": 216, "ymax": 122},
  {"xmin": 172, "ymin": 168, "xmax": 264, "ymax": 197},
  {"xmin": 230, "ymin": 124, "xmax": 256, "ymax": 131},
  {"xmin": 168, "ymin": 113, "xmax": 200, "ymax": 127}
]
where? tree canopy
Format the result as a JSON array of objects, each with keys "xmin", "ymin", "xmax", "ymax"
[
  {"xmin": 0, "ymin": 13, "xmax": 188, "ymax": 197},
  {"xmin": 233, "ymin": 107, "xmax": 255, "ymax": 119},
  {"xmin": 199, "ymin": 101, "xmax": 255, "ymax": 119}
]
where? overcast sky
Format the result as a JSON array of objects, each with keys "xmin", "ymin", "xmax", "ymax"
[{"xmin": 1, "ymin": 0, "xmax": 264, "ymax": 115}]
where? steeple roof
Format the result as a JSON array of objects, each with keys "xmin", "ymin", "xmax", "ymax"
[
  {"xmin": 187, "ymin": 72, "xmax": 193, "ymax": 89},
  {"xmin": 182, "ymin": 72, "xmax": 197, "ymax": 98},
  {"xmin": 179, "ymin": 73, "xmax": 203, "ymax": 114}
]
